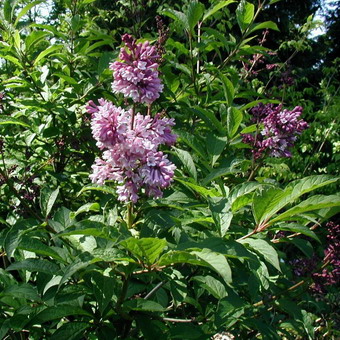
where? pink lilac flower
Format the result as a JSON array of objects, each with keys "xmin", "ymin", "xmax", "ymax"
[
  {"xmin": 242, "ymin": 103, "xmax": 308, "ymax": 159},
  {"xmin": 87, "ymin": 99, "xmax": 176, "ymax": 202},
  {"xmin": 110, "ymin": 34, "xmax": 164, "ymax": 104}
]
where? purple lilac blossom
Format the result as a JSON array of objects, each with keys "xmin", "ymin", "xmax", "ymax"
[
  {"xmin": 242, "ymin": 103, "xmax": 308, "ymax": 159},
  {"xmin": 110, "ymin": 34, "xmax": 164, "ymax": 104},
  {"xmin": 87, "ymin": 99, "xmax": 176, "ymax": 203}
]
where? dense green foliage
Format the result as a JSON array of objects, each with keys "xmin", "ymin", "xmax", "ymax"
[{"xmin": 0, "ymin": 0, "xmax": 339, "ymax": 339}]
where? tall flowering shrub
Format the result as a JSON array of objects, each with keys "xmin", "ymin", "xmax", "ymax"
[{"xmin": 87, "ymin": 35, "xmax": 176, "ymax": 202}]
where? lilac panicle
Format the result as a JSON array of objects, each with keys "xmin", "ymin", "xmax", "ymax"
[
  {"xmin": 87, "ymin": 99, "xmax": 176, "ymax": 203},
  {"xmin": 110, "ymin": 34, "xmax": 164, "ymax": 104},
  {"xmin": 242, "ymin": 103, "xmax": 308, "ymax": 159}
]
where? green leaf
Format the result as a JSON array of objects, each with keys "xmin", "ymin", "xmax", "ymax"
[
  {"xmin": 193, "ymin": 275, "xmax": 227, "ymax": 299},
  {"xmin": 209, "ymin": 197, "xmax": 233, "ymax": 237},
  {"xmin": 1, "ymin": 283, "xmax": 41, "ymax": 301},
  {"xmin": 18, "ymin": 237, "xmax": 66, "ymax": 262},
  {"xmin": 187, "ymin": 1, "xmax": 204, "ymax": 34},
  {"xmin": 34, "ymin": 45, "xmax": 63, "ymax": 65},
  {"xmin": 14, "ymin": 0, "xmax": 44, "ymax": 26},
  {"xmin": 192, "ymin": 249, "xmax": 232, "ymax": 284},
  {"xmin": 253, "ymin": 175, "xmax": 339, "ymax": 225},
  {"xmin": 192, "ymin": 106, "xmax": 225, "ymax": 135},
  {"xmin": 174, "ymin": 147, "xmax": 197, "ymax": 181},
  {"xmin": 123, "ymin": 299, "xmax": 165, "ymax": 312},
  {"xmin": 72, "ymin": 203, "xmax": 100, "ymax": 218},
  {"xmin": 202, "ymin": 0, "xmax": 235, "ymax": 22},
  {"xmin": 40, "ymin": 187, "xmax": 59, "ymax": 219},
  {"xmin": 158, "ymin": 250, "xmax": 204, "ymax": 267},
  {"xmin": 219, "ymin": 73, "xmax": 234, "ymax": 105},
  {"xmin": 50, "ymin": 322, "xmax": 90, "ymax": 340},
  {"xmin": 6, "ymin": 259, "xmax": 60, "ymax": 275},
  {"xmin": 0, "ymin": 115, "xmax": 29, "ymax": 127},
  {"xmin": 270, "ymin": 195, "xmax": 340, "ymax": 224},
  {"xmin": 90, "ymin": 271, "xmax": 116, "ymax": 315},
  {"xmin": 249, "ymin": 21, "xmax": 279, "ymax": 34},
  {"xmin": 206, "ymin": 134, "xmax": 228, "ymax": 167},
  {"xmin": 270, "ymin": 223, "xmax": 320, "ymax": 242},
  {"xmin": 162, "ymin": 9, "xmax": 189, "ymax": 31},
  {"xmin": 77, "ymin": 184, "xmax": 117, "ymax": 197},
  {"xmin": 239, "ymin": 238, "xmax": 281, "ymax": 271},
  {"xmin": 3, "ymin": 0, "xmax": 15, "ymax": 22},
  {"xmin": 31, "ymin": 306, "xmax": 91, "ymax": 324},
  {"xmin": 236, "ymin": 0, "xmax": 255, "ymax": 32},
  {"xmin": 120, "ymin": 238, "xmax": 167, "ymax": 265},
  {"xmin": 252, "ymin": 186, "xmax": 286, "ymax": 224},
  {"xmin": 201, "ymin": 159, "xmax": 243, "ymax": 185},
  {"xmin": 226, "ymin": 107, "xmax": 243, "ymax": 138},
  {"xmin": 176, "ymin": 178, "xmax": 220, "ymax": 197}
]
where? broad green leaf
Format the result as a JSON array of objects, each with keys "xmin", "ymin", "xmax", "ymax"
[
  {"xmin": 236, "ymin": 0, "xmax": 255, "ymax": 32},
  {"xmin": 209, "ymin": 197, "xmax": 233, "ymax": 236},
  {"xmin": 162, "ymin": 9, "xmax": 189, "ymax": 31},
  {"xmin": 30, "ymin": 306, "xmax": 91, "ymax": 324},
  {"xmin": 248, "ymin": 21, "xmax": 279, "ymax": 34},
  {"xmin": 120, "ymin": 238, "xmax": 167, "ymax": 265},
  {"xmin": 201, "ymin": 159, "xmax": 243, "ymax": 185},
  {"xmin": 193, "ymin": 275, "xmax": 227, "ymax": 299},
  {"xmin": 290, "ymin": 238, "xmax": 314, "ymax": 258},
  {"xmin": 50, "ymin": 322, "xmax": 90, "ymax": 340},
  {"xmin": 0, "ymin": 55, "xmax": 22, "ymax": 68},
  {"xmin": 6, "ymin": 259, "xmax": 60, "ymax": 275},
  {"xmin": 25, "ymin": 31, "xmax": 50, "ymax": 51},
  {"xmin": 187, "ymin": 1, "xmax": 204, "ymax": 34},
  {"xmin": 77, "ymin": 184, "xmax": 117, "ymax": 197},
  {"xmin": 252, "ymin": 187, "xmax": 286, "ymax": 224},
  {"xmin": 219, "ymin": 73, "xmax": 234, "ymax": 105},
  {"xmin": 270, "ymin": 223, "xmax": 320, "ymax": 242},
  {"xmin": 54, "ymin": 73, "xmax": 78, "ymax": 85},
  {"xmin": 226, "ymin": 107, "xmax": 243, "ymax": 138},
  {"xmin": 0, "ymin": 115, "xmax": 29, "ymax": 127},
  {"xmin": 1, "ymin": 283, "xmax": 41, "ymax": 301},
  {"xmin": 174, "ymin": 147, "xmax": 197, "ymax": 181},
  {"xmin": 176, "ymin": 178, "xmax": 220, "ymax": 197},
  {"xmin": 90, "ymin": 271, "xmax": 116, "ymax": 314},
  {"xmin": 13, "ymin": 30, "xmax": 20, "ymax": 50},
  {"xmin": 18, "ymin": 237, "xmax": 66, "ymax": 262},
  {"xmin": 72, "ymin": 203, "xmax": 100, "ymax": 218},
  {"xmin": 270, "ymin": 195, "xmax": 340, "ymax": 224},
  {"xmin": 40, "ymin": 187, "xmax": 59, "ymax": 219},
  {"xmin": 14, "ymin": 0, "xmax": 44, "ymax": 26},
  {"xmin": 192, "ymin": 249, "xmax": 232, "ymax": 284},
  {"xmin": 206, "ymin": 134, "xmax": 228, "ymax": 167},
  {"xmin": 34, "ymin": 45, "xmax": 63, "ymax": 65},
  {"xmin": 230, "ymin": 182, "xmax": 263, "ymax": 206},
  {"xmin": 253, "ymin": 175, "xmax": 339, "ymax": 225},
  {"xmin": 158, "ymin": 250, "xmax": 204, "ymax": 267},
  {"xmin": 4, "ymin": 0, "xmax": 15, "ymax": 22},
  {"xmin": 123, "ymin": 299, "xmax": 165, "ymax": 312},
  {"xmin": 202, "ymin": 0, "xmax": 235, "ymax": 22},
  {"xmin": 239, "ymin": 238, "xmax": 281, "ymax": 271},
  {"xmin": 192, "ymin": 106, "xmax": 225, "ymax": 135}
]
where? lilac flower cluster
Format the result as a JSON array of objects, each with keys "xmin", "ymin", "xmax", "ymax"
[
  {"xmin": 242, "ymin": 103, "xmax": 308, "ymax": 159},
  {"xmin": 88, "ymin": 99, "xmax": 176, "ymax": 202},
  {"xmin": 290, "ymin": 221, "xmax": 340, "ymax": 294},
  {"xmin": 110, "ymin": 34, "xmax": 163, "ymax": 104}
]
